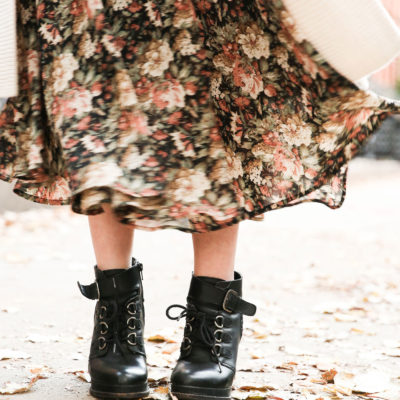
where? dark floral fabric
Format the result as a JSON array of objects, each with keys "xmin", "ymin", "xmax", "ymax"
[{"xmin": 0, "ymin": 0, "xmax": 399, "ymax": 232}]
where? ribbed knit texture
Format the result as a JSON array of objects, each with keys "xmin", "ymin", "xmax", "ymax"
[
  {"xmin": 283, "ymin": 0, "xmax": 400, "ymax": 82},
  {"xmin": 0, "ymin": 0, "xmax": 17, "ymax": 97}
]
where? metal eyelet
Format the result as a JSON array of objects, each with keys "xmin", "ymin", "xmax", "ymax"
[
  {"xmin": 214, "ymin": 329, "xmax": 223, "ymax": 343},
  {"xmin": 185, "ymin": 322, "xmax": 192, "ymax": 333},
  {"xmin": 127, "ymin": 332, "xmax": 137, "ymax": 346},
  {"xmin": 182, "ymin": 337, "xmax": 192, "ymax": 351},
  {"xmin": 99, "ymin": 306, "xmax": 107, "ymax": 320},
  {"xmin": 99, "ymin": 321, "xmax": 108, "ymax": 335},
  {"xmin": 187, "ymin": 316, "xmax": 195, "ymax": 322},
  {"xmin": 127, "ymin": 316, "xmax": 137, "ymax": 330},
  {"xmin": 127, "ymin": 302, "xmax": 137, "ymax": 315},
  {"xmin": 98, "ymin": 336, "xmax": 107, "ymax": 350},
  {"xmin": 213, "ymin": 343, "xmax": 222, "ymax": 357},
  {"xmin": 215, "ymin": 315, "xmax": 224, "ymax": 329}
]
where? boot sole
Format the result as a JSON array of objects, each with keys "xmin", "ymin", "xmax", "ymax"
[
  {"xmin": 170, "ymin": 384, "xmax": 231, "ymax": 400},
  {"xmin": 90, "ymin": 382, "xmax": 150, "ymax": 399}
]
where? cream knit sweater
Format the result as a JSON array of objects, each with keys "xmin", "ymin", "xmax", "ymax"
[
  {"xmin": 0, "ymin": 0, "xmax": 17, "ymax": 97},
  {"xmin": 1, "ymin": 0, "xmax": 400, "ymax": 97},
  {"xmin": 283, "ymin": 0, "xmax": 400, "ymax": 84}
]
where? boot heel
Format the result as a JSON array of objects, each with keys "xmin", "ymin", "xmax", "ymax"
[
  {"xmin": 90, "ymin": 381, "xmax": 150, "ymax": 399},
  {"xmin": 171, "ymin": 383, "xmax": 231, "ymax": 399}
]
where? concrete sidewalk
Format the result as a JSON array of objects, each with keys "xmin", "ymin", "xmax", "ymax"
[{"xmin": 0, "ymin": 158, "xmax": 400, "ymax": 400}]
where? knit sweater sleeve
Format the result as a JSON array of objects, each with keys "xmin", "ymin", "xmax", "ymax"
[
  {"xmin": 0, "ymin": 0, "xmax": 17, "ymax": 97},
  {"xmin": 282, "ymin": 0, "xmax": 400, "ymax": 83}
]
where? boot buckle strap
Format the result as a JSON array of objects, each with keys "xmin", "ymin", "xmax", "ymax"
[
  {"xmin": 222, "ymin": 289, "xmax": 237, "ymax": 313},
  {"xmin": 223, "ymin": 289, "xmax": 257, "ymax": 316},
  {"xmin": 95, "ymin": 281, "xmax": 100, "ymax": 299},
  {"xmin": 77, "ymin": 281, "xmax": 101, "ymax": 300}
]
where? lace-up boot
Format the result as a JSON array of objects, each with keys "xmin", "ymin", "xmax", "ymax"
[
  {"xmin": 166, "ymin": 272, "xmax": 256, "ymax": 400},
  {"xmin": 78, "ymin": 258, "xmax": 149, "ymax": 399}
]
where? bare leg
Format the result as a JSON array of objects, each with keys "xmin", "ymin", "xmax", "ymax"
[
  {"xmin": 88, "ymin": 204, "xmax": 134, "ymax": 270},
  {"xmin": 192, "ymin": 224, "xmax": 239, "ymax": 281}
]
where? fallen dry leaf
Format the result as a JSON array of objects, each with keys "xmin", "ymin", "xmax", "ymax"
[
  {"xmin": 149, "ymin": 385, "xmax": 170, "ymax": 400},
  {"xmin": 333, "ymin": 312, "xmax": 358, "ymax": 322},
  {"xmin": 147, "ymin": 335, "xmax": 176, "ymax": 344},
  {"xmin": 383, "ymin": 348, "xmax": 400, "ymax": 357},
  {"xmin": 154, "ymin": 386, "xmax": 169, "ymax": 394},
  {"xmin": 25, "ymin": 334, "xmax": 61, "ymax": 343},
  {"xmin": 334, "ymin": 370, "xmax": 390, "ymax": 394},
  {"xmin": 0, "ymin": 366, "xmax": 49, "ymax": 394},
  {"xmin": 238, "ymin": 385, "xmax": 275, "ymax": 392},
  {"xmin": 28, "ymin": 365, "xmax": 53, "ymax": 379},
  {"xmin": 321, "ymin": 369, "xmax": 337, "ymax": 383},
  {"xmin": 146, "ymin": 350, "xmax": 174, "ymax": 368},
  {"xmin": 251, "ymin": 332, "xmax": 268, "ymax": 340},
  {"xmin": 0, "ymin": 349, "xmax": 31, "ymax": 360},
  {"xmin": 67, "ymin": 370, "xmax": 91, "ymax": 383},
  {"xmin": 1, "ymin": 307, "xmax": 18, "ymax": 313},
  {"xmin": 276, "ymin": 361, "xmax": 298, "ymax": 370},
  {"xmin": 161, "ymin": 344, "xmax": 180, "ymax": 355},
  {"xmin": 148, "ymin": 376, "xmax": 169, "ymax": 388},
  {"xmin": 0, "ymin": 380, "xmax": 35, "ymax": 395},
  {"xmin": 322, "ymin": 384, "xmax": 352, "ymax": 396}
]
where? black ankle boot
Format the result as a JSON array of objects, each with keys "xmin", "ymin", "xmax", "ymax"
[
  {"xmin": 166, "ymin": 272, "xmax": 256, "ymax": 400},
  {"xmin": 78, "ymin": 258, "xmax": 149, "ymax": 399}
]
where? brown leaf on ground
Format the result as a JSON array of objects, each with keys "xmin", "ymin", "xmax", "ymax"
[
  {"xmin": 162, "ymin": 344, "xmax": 180, "ymax": 354},
  {"xmin": 238, "ymin": 385, "xmax": 276, "ymax": 392},
  {"xmin": 154, "ymin": 386, "xmax": 169, "ymax": 394},
  {"xmin": 0, "ymin": 367, "xmax": 49, "ymax": 394},
  {"xmin": 1, "ymin": 307, "xmax": 18, "ymax": 313},
  {"xmin": 310, "ymin": 378, "xmax": 328, "ymax": 385},
  {"xmin": 147, "ymin": 335, "xmax": 176, "ymax": 343},
  {"xmin": 28, "ymin": 365, "xmax": 53, "ymax": 379},
  {"xmin": 384, "ymin": 348, "xmax": 400, "ymax": 357},
  {"xmin": 148, "ymin": 376, "xmax": 169, "ymax": 388},
  {"xmin": 321, "ymin": 369, "xmax": 337, "ymax": 383},
  {"xmin": 149, "ymin": 385, "xmax": 170, "ymax": 400},
  {"xmin": 0, "ymin": 349, "xmax": 31, "ymax": 360},
  {"xmin": 25, "ymin": 334, "xmax": 61, "ymax": 343},
  {"xmin": 0, "ymin": 380, "xmax": 35, "ymax": 395},
  {"xmin": 334, "ymin": 370, "xmax": 390, "ymax": 394},
  {"xmin": 322, "ymin": 384, "xmax": 353, "ymax": 396},
  {"xmin": 252, "ymin": 332, "xmax": 268, "ymax": 340},
  {"xmin": 276, "ymin": 362, "xmax": 298, "ymax": 370},
  {"xmin": 66, "ymin": 370, "xmax": 91, "ymax": 383}
]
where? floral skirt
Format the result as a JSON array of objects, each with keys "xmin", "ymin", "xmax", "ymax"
[{"xmin": 0, "ymin": 0, "xmax": 399, "ymax": 232}]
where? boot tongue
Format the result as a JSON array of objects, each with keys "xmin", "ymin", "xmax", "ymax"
[
  {"xmin": 94, "ymin": 266, "xmax": 140, "ymax": 303},
  {"xmin": 102, "ymin": 268, "xmax": 128, "ymax": 277}
]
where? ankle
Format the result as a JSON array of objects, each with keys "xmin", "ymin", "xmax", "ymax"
[
  {"xmin": 193, "ymin": 271, "xmax": 235, "ymax": 281},
  {"xmin": 97, "ymin": 264, "xmax": 131, "ymax": 271}
]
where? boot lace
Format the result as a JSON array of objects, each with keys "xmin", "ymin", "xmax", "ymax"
[
  {"xmin": 97, "ymin": 290, "xmax": 143, "ymax": 359},
  {"xmin": 166, "ymin": 303, "xmax": 225, "ymax": 372}
]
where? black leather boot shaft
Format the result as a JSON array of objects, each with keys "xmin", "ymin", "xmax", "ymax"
[
  {"xmin": 167, "ymin": 272, "xmax": 256, "ymax": 400},
  {"xmin": 78, "ymin": 258, "xmax": 149, "ymax": 399}
]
